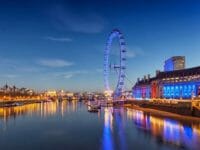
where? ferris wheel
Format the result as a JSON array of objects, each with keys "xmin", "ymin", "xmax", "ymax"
[{"xmin": 104, "ymin": 29, "xmax": 126, "ymax": 99}]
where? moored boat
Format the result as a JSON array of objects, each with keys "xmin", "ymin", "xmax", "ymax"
[{"xmin": 88, "ymin": 106, "xmax": 99, "ymax": 113}]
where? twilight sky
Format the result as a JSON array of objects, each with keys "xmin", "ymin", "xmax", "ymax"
[{"xmin": 0, "ymin": 0, "xmax": 200, "ymax": 91}]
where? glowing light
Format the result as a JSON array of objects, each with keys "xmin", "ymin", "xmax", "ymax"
[
  {"xmin": 133, "ymin": 86, "xmax": 151, "ymax": 100},
  {"xmin": 104, "ymin": 90, "xmax": 113, "ymax": 97},
  {"xmin": 102, "ymin": 108, "xmax": 114, "ymax": 150},
  {"xmin": 163, "ymin": 82, "xmax": 197, "ymax": 99},
  {"xmin": 104, "ymin": 29, "xmax": 126, "ymax": 98}
]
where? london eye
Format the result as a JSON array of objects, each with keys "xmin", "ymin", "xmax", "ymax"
[{"xmin": 104, "ymin": 29, "xmax": 126, "ymax": 99}]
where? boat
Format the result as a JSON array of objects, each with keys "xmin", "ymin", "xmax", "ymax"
[
  {"xmin": 46, "ymin": 100, "xmax": 52, "ymax": 102},
  {"xmin": 88, "ymin": 106, "xmax": 99, "ymax": 113},
  {"xmin": 87, "ymin": 101, "xmax": 101, "ymax": 109},
  {"xmin": 4, "ymin": 102, "xmax": 22, "ymax": 107},
  {"xmin": 13, "ymin": 102, "xmax": 21, "ymax": 106}
]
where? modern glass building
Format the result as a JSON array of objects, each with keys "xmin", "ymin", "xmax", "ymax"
[{"xmin": 164, "ymin": 56, "xmax": 185, "ymax": 72}]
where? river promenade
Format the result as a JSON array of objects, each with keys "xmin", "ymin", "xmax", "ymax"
[
  {"xmin": 0, "ymin": 98, "xmax": 48, "ymax": 107},
  {"xmin": 2, "ymin": 97, "xmax": 200, "ymax": 123},
  {"xmin": 125, "ymin": 104, "xmax": 200, "ymax": 123},
  {"xmin": 113, "ymin": 99, "xmax": 200, "ymax": 118}
]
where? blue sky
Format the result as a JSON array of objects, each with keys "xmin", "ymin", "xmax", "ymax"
[{"xmin": 0, "ymin": 0, "xmax": 200, "ymax": 91}]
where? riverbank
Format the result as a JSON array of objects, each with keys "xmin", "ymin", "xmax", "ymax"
[
  {"xmin": 0, "ymin": 99, "xmax": 49, "ymax": 107},
  {"xmin": 114, "ymin": 99, "xmax": 200, "ymax": 116},
  {"xmin": 124, "ymin": 104, "xmax": 200, "ymax": 123}
]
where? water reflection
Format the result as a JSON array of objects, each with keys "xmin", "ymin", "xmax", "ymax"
[
  {"xmin": 0, "ymin": 102, "xmax": 200, "ymax": 150},
  {"xmin": 102, "ymin": 108, "xmax": 127, "ymax": 150},
  {"xmin": 0, "ymin": 100, "xmax": 79, "ymax": 121},
  {"xmin": 114, "ymin": 109, "xmax": 127, "ymax": 150},
  {"xmin": 127, "ymin": 108, "xmax": 200, "ymax": 149},
  {"xmin": 127, "ymin": 109, "xmax": 151, "ymax": 130},
  {"xmin": 102, "ymin": 107, "xmax": 114, "ymax": 150}
]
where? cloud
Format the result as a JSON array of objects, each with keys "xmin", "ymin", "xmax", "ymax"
[
  {"xmin": 110, "ymin": 49, "xmax": 136, "ymax": 58},
  {"xmin": 54, "ymin": 70, "xmax": 88, "ymax": 79},
  {"xmin": 0, "ymin": 58, "xmax": 17, "ymax": 69},
  {"xmin": 0, "ymin": 74, "xmax": 18, "ymax": 79},
  {"xmin": 0, "ymin": 58, "xmax": 40, "ymax": 73},
  {"xmin": 51, "ymin": 5, "xmax": 107, "ymax": 34},
  {"xmin": 19, "ymin": 67, "xmax": 42, "ymax": 73},
  {"xmin": 64, "ymin": 74, "xmax": 73, "ymax": 79},
  {"xmin": 96, "ymin": 68, "xmax": 103, "ymax": 73},
  {"xmin": 45, "ymin": 36, "xmax": 72, "ymax": 42},
  {"xmin": 109, "ymin": 46, "xmax": 144, "ymax": 58},
  {"xmin": 127, "ymin": 46, "xmax": 144, "ymax": 57},
  {"xmin": 126, "ymin": 50, "xmax": 136, "ymax": 58},
  {"xmin": 37, "ymin": 59, "xmax": 74, "ymax": 68}
]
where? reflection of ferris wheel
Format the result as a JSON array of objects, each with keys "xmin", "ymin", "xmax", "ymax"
[{"xmin": 104, "ymin": 29, "xmax": 126, "ymax": 99}]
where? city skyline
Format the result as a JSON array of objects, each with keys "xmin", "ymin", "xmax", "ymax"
[{"xmin": 1, "ymin": 0, "xmax": 200, "ymax": 91}]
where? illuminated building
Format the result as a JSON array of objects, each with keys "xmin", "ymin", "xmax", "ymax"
[
  {"xmin": 164, "ymin": 56, "xmax": 185, "ymax": 71},
  {"xmin": 133, "ymin": 77, "xmax": 153, "ymax": 100},
  {"xmin": 104, "ymin": 90, "xmax": 113, "ymax": 97},
  {"xmin": 46, "ymin": 90, "xmax": 57, "ymax": 97},
  {"xmin": 133, "ymin": 56, "xmax": 200, "ymax": 100},
  {"xmin": 66, "ymin": 92, "xmax": 74, "ymax": 97}
]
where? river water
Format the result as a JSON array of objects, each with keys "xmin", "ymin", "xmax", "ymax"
[{"xmin": 0, "ymin": 101, "xmax": 200, "ymax": 150}]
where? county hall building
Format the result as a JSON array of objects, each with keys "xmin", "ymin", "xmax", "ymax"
[{"xmin": 132, "ymin": 56, "xmax": 200, "ymax": 100}]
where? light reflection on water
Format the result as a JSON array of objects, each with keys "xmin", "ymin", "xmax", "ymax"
[
  {"xmin": 0, "ymin": 101, "xmax": 200, "ymax": 150},
  {"xmin": 0, "ymin": 100, "xmax": 78, "ymax": 122},
  {"xmin": 102, "ymin": 107, "xmax": 114, "ymax": 150},
  {"xmin": 126, "ymin": 108, "xmax": 200, "ymax": 150}
]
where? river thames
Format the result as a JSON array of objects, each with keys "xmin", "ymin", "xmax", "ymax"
[{"xmin": 0, "ymin": 101, "xmax": 200, "ymax": 150}]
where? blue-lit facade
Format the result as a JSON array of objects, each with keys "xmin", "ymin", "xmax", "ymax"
[
  {"xmin": 164, "ymin": 58, "xmax": 174, "ymax": 72},
  {"xmin": 133, "ymin": 64, "xmax": 200, "ymax": 100},
  {"xmin": 133, "ymin": 85, "xmax": 151, "ymax": 100},
  {"xmin": 163, "ymin": 82, "xmax": 198, "ymax": 99}
]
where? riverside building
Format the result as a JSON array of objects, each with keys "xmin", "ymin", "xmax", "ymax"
[{"xmin": 132, "ymin": 56, "xmax": 200, "ymax": 100}]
